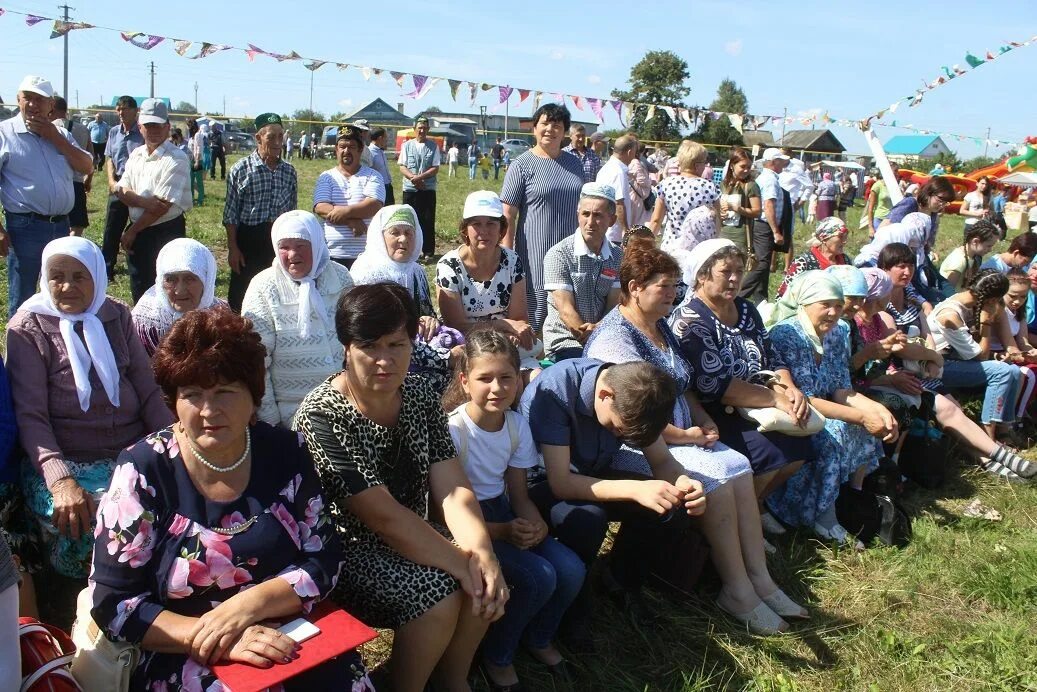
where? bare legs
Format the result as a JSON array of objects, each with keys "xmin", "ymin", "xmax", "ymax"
[{"xmin": 934, "ymin": 394, "xmax": 997, "ymax": 457}]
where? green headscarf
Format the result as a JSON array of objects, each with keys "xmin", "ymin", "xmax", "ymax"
[{"xmin": 767, "ymin": 270, "xmax": 844, "ymax": 355}]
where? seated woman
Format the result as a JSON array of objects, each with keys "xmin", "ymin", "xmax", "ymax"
[
  {"xmin": 293, "ymin": 283, "xmax": 507, "ymax": 692},
  {"xmin": 437, "ymin": 191, "xmax": 537, "ymax": 358},
  {"xmin": 883, "ymin": 176, "xmax": 957, "ymax": 230},
  {"xmin": 669, "ymin": 239, "xmax": 815, "ymax": 530},
  {"xmin": 586, "ymin": 238, "xmax": 805, "ymax": 634},
  {"xmin": 979, "ymin": 232, "xmax": 1037, "ymax": 274},
  {"xmin": 881, "ymin": 243, "xmax": 937, "ymax": 335},
  {"xmin": 89, "ymin": 308, "xmax": 370, "ymax": 691},
  {"xmin": 764, "ymin": 271, "xmax": 899, "ymax": 548},
  {"xmin": 927, "ymin": 270, "xmax": 1032, "ymax": 457},
  {"xmin": 132, "ymin": 238, "xmax": 226, "ymax": 357},
  {"xmin": 242, "ymin": 210, "xmax": 354, "ymax": 426},
  {"xmin": 6, "ymin": 237, "xmax": 172, "ymax": 581},
  {"xmin": 939, "ymin": 220, "xmax": 1000, "ymax": 293},
  {"xmin": 992, "ymin": 270, "xmax": 1037, "ymax": 423},
  {"xmin": 776, "ymin": 217, "xmax": 849, "ymax": 299}
]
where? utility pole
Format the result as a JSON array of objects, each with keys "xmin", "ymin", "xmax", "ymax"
[
  {"xmin": 59, "ymin": 4, "xmax": 73, "ymax": 98},
  {"xmin": 309, "ymin": 70, "xmax": 314, "ymax": 112},
  {"xmin": 149, "ymin": 62, "xmax": 156, "ymax": 98},
  {"xmin": 223, "ymin": 95, "xmax": 226, "ymax": 117},
  {"xmin": 504, "ymin": 87, "xmax": 509, "ymax": 142},
  {"xmin": 193, "ymin": 82, "xmax": 198, "ymax": 113},
  {"xmin": 75, "ymin": 89, "xmax": 78, "ymax": 108},
  {"xmin": 982, "ymin": 126, "xmax": 991, "ymax": 158},
  {"xmin": 780, "ymin": 107, "xmax": 787, "ymax": 142}
]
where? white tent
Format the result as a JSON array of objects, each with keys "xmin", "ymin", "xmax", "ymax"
[
  {"xmin": 998, "ymin": 171, "xmax": 1037, "ymax": 188},
  {"xmin": 817, "ymin": 160, "xmax": 865, "ymax": 170}
]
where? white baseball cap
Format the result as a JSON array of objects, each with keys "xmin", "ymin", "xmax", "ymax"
[
  {"xmin": 761, "ymin": 147, "xmax": 791, "ymax": 162},
  {"xmin": 18, "ymin": 75, "xmax": 54, "ymax": 98},
  {"xmin": 139, "ymin": 98, "xmax": 169, "ymax": 125},
  {"xmin": 462, "ymin": 190, "xmax": 504, "ymax": 219}
]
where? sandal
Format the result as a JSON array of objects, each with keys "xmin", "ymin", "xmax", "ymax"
[
  {"xmin": 760, "ymin": 588, "xmax": 809, "ymax": 620},
  {"xmin": 715, "ymin": 598, "xmax": 788, "ymax": 635}
]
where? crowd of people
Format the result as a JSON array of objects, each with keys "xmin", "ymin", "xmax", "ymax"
[{"xmin": 1, "ymin": 74, "xmax": 1037, "ymax": 692}]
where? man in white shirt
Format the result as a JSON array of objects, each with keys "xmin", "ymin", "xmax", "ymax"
[
  {"xmin": 116, "ymin": 98, "xmax": 192, "ymax": 301},
  {"xmin": 313, "ymin": 125, "xmax": 386, "ymax": 268},
  {"xmin": 595, "ymin": 134, "xmax": 638, "ymax": 243},
  {"xmin": 447, "ymin": 142, "xmax": 460, "ymax": 177}
]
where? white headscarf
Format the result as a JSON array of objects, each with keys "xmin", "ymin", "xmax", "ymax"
[
  {"xmin": 350, "ymin": 205, "xmax": 428, "ymax": 299},
  {"xmin": 21, "ymin": 237, "xmax": 120, "ymax": 411},
  {"xmin": 672, "ymin": 238, "xmax": 736, "ymax": 309},
  {"xmin": 853, "ymin": 212, "xmax": 931, "ymax": 267},
  {"xmin": 271, "ymin": 210, "xmax": 332, "ymax": 339},
  {"xmin": 154, "ymin": 238, "xmax": 217, "ymax": 316}
]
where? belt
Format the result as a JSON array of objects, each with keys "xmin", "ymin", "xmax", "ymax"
[{"xmin": 5, "ymin": 211, "xmax": 68, "ymax": 223}]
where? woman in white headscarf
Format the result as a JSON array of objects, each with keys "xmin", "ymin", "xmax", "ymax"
[
  {"xmin": 764, "ymin": 271, "xmax": 898, "ymax": 548},
  {"xmin": 6, "ymin": 236, "xmax": 172, "ymax": 579},
  {"xmin": 241, "ymin": 210, "xmax": 354, "ymax": 426},
  {"xmin": 131, "ymin": 238, "xmax": 225, "ymax": 356},
  {"xmin": 853, "ymin": 211, "xmax": 931, "ymax": 269}
]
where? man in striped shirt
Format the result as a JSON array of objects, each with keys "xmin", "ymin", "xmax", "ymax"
[
  {"xmin": 313, "ymin": 125, "xmax": 385, "ymax": 269},
  {"xmin": 223, "ymin": 112, "xmax": 298, "ymax": 311}
]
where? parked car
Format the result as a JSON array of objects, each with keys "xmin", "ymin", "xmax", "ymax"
[
  {"xmin": 501, "ymin": 138, "xmax": 531, "ymax": 157},
  {"xmin": 224, "ymin": 131, "xmax": 256, "ymax": 153}
]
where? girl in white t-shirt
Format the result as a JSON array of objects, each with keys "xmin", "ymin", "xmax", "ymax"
[{"xmin": 448, "ymin": 330, "xmax": 584, "ymax": 689}]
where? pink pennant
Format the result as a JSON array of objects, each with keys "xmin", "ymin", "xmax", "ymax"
[
  {"xmin": 518, "ymin": 89, "xmax": 531, "ymax": 103},
  {"xmin": 570, "ymin": 95, "xmax": 585, "ymax": 111},
  {"xmin": 390, "ymin": 71, "xmax": 406, "ymax": 87},
  {"xmin": 610, "ymin": 100, "xmax": 623, "ymax": 118},
  {"xmin": 404, "ymin": 74, "xmax": 437, "ymax": 100},
  {"xmin": 25, "ymin": 14, "xmax": 46, "ymax": 26},
  {"xmin": 587, "ymin": 97, "xmax": 604, "ymax": 123},
  {"xmin": 498, "ymin": 86, "xmax": 513, "ymax": 104}
]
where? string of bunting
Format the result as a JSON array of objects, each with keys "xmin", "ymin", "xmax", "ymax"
[{"xmin": 0, "ymin": 7, "xmax": 1024, "ymax": 148}]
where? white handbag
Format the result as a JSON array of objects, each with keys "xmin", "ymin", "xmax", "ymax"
[
  {"xmin": 734, "ymin": 370, "xmax": 826, "ymax": 437},
  {"xmin": 69, "ymin": 588, "xmax": 140, "ymax": 692}
]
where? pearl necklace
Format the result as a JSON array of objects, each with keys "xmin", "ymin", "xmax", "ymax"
[{"xmin": 185, "ymin": 427, "xmax": 251, "ymax": 473}]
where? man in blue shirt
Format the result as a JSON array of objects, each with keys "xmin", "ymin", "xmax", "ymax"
[
  {"xmin": 87, "ymin": 113, "xmax": 110, "ymax": 171},
  {"xmin": 101, "ymin": 96, "xmax": 144, "ymax": 281},
  {"xmin": 520, "ymin": 358, "xmax": 705, "ymax": 644},
  {"xmin": 0, "ymin": 75, "xmax": 93, "ymax": 318},
  {"xmin": 399, "ymin": 116, "xmax": 441, "ymax": 260}
]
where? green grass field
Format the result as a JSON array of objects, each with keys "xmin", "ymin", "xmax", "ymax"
[{"xmin": 3, "ymin": 156, "xmax": 1036, "ymax": 691}]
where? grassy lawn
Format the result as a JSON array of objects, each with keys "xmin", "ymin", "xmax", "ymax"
[{"xmin": 4, "ymin": 156, "xmax": 1037, "ymax": 691}]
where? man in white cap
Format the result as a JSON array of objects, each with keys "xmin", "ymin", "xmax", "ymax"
[
  {"xmin": 350, "ymin": 119, "xmax": 374, "ymax": 168},
  {"xmin": 739, "ymin": 147, "xmax": 789, "ymax": 303},
  {"xmin": 115, "ymin": 98, "xmax": 192, "ymax": 302},
  {"xmin": 0, "ymin": 75, "xmax": 93, "ymax": 317},
  {"xmin": 541, "ymin": 182, "xmax": 624, "ymax": 362}
]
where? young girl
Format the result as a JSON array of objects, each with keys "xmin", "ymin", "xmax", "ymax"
[
  {"xmin": 939, "ymin": 220, "xmax": 1000, "ymax": 293},
  {"xmin": 448, "ymin": 331, "xmax": 585, "ymax": 690},
  {"xmin": 992, "ymin": 270, "xmax": 1037, "ymax": 419}
]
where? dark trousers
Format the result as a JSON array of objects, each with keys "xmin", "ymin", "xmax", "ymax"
[
  {"xmin": 493, "ymin": 158, "xmax": 502, "ymax": 179},
  {"xmin": 229, "ymin": 221, "xmax": 276, "ymax": 312},
  {"xmin": 739, "ymin": 220, "xmax": 775, "ymax": 304},
  {"xmin": 383, "ymin": 183, "xmax": 395, "ymax": 206},
  {"xmin": 209, "ymin": 148, "xmax": 226, "ymax": 180},
  {"xmin": 91, "ymin": 142, "xmax": 106, "ymax": 171},
  {"xmin": 402, "ymin": 189, "xmax": 437, "ymax": 256},
  {"xmin": 102, "ymin": 195, "xmax": 131, "ymax": 280},
  {"xmin": 127, "ymin": 214, "xmax": 186, "ymax": 302}
]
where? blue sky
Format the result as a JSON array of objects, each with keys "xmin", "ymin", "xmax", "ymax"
[{"xmin": 1, "ymin": 0, "xmax": 1034, "ymax": 160}]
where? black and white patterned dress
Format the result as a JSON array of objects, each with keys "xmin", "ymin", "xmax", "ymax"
[
  {"xmin": 436, "ymin": 247, "xmax": 525, "ymax": 321},
  {"xmin": 656, "ymin": 175, "xmax": 720, "ymax": 251},
  {"xmin": 294, "ymin": 374, "xmax": 461, "ymax": 629}
]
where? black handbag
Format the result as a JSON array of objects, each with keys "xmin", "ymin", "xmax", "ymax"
[
  {"xmin": 897, "ymin": 397, "xmax": 947, "ymax": 489},
  {"xmin": 836, "ymin": 461, "xmax": 913, "ymax": 548}
]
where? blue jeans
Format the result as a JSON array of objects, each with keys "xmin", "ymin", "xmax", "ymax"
[
  {"xmin": 5, "ymin": 212, "xmax": 70, "ymax": 318},
  {"xmin": 493, "ymin": 159, "xmax": 502, "ymax": 179},
  {"xmin": 479, "ymin": 495, "xmax": 585, "ymax": 666},
  {"xmin": 468, "ymin": 156, "xmax": 477, "ymax": 179},
  {"xmin": 941, "ymin": 358, "xmax": 1019, "ymax": 424}
]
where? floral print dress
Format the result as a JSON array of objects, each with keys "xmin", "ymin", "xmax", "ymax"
[
  {"xmin": 89, "ymin": 422, "xmax": 370, "ymax": 692},
  {"xmin": 765, "ymin": 319, "xmax": 883, "ymax": 527}
]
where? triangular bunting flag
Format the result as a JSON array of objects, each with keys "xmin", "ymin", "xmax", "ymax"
[
  {"xmin": 194, "ymin": 43, "xmax": 231, "ymax": 59},
  {"xmin": 50, "ymin": 20, "xmax": 93, "ymax": 38},
  {"xmin": 610, "ymin": 100, "xmax": 623, "ymax": 118},
  {"xmin": 360, "ymin": 66, "xmax": 373, "ymax": 80},
  {"xmin": 278, "ymin": 51, "xmax": 301, "ymax": 62},
  {"xmin": 174, "ymin": 40, "xmax": 193, "ymax": 56},
  {"xmin": 25, "ymin": 14, "xmax": 46, "ymax": 26},
  {"xmin": 570, "ymin": 95, "xmax": 585, "ymax": 111},
  {"xmin": 121, "ymin": 32, "xmax": 165, "ymax": 50},
  {"xmin": 404, "ymin": 75, "xmax": 436, "ymax": 100},
  {"xmin": 518, "ymin": 89, "xmax": 531, "ymax": 103},
  {"xmin": 498, "ymin": 86, "xmax": 513, "ymax": 104},
  {"xmin": 390, "ymin": 71, "xmax": 406, "ymax": 87},
  {"xmin": 646, "ymin": 105, "xmax": 657, "ymax": 121},
  {"xmin": 336, "ymin": 63, "xmax": 349, "ymax": 71},
  {"xmin": 304, "ymin": 60, "xmax": 327, "ymax": 71},
  {"xmin": 965, "ymin": 52, "xmax": 984, "ymax": 68},
  {"xmin": 726, "ymin": 113, "xmax": 744, "ymax": 132},
  {"xmin": 468, "ymin": 82, "xmax": 478, "ymax": 104},
  {"xmin": 587, "ymin": 98, "xmax": 604, "ymax": 123},
  {"xmin": 448, "ymin": 79, "xmax": 462, "ymax": 101},
  {"xmin": 533, "ymin": 91, "xmax": 543, "ymax": 109}
]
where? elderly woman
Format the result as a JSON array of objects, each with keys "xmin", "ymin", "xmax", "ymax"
[
  {"xmin": 294, "ymin": 283, "xmax": 507, "ymax": 692},
  {"xmin": 89, "ymin": 308, "xmax": 370, "ymax": 691},
  {"xmin": 776, "ymin": 217, "xmax": 849, "ymax": 298},
  {"xmin": 131, "ymin": 238, "xmax": 226, "ymax": 356},
  {"xmin": 501, "ymin": 103, "xmax": 586, "ymax": 333},
  {"xmin": 5, "ymin": 237, "xmax": 172, "ymax": 580},
  {"xmin": 242, "ymin": 210, "xmax": 353, "ymax": 427},
  {"xmin": 854, "ymin": 212, "xmax": 931, "ymax": 269},
  {"xmin": 586, "ymin": 238, "xmax": 804, "ymax": 635},
  {"xmin": 764, "ymin": 271, "xmax": 899, "ymax": 548},
  {"xmin": 649, "ymin": 140, "xmax": 720, "ymax": 253},
  {"xmin": 669, "ymin": 240, "xmax": 815, "ymax": 532},
  {"xmin": 815, "ymin": 173, "xmax": 838, "ymax": 220},
  {"xmin": 436, "ymin": 191, "xmax": 535, "ymax": 353}
]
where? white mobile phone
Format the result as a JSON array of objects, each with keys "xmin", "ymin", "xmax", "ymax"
[{"xmin": 277, "ymin": 618, "xmax": 321, "ymax": 643}]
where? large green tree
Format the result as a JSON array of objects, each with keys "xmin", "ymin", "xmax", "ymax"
[
  {"xmin": 611, "ymin": 50, "xmax": 690, "ymax": 142},
  {"xmin": 695, "ymin": 79, "xmax": 747, "ymax": 146}
]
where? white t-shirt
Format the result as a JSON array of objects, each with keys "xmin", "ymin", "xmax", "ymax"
[
  {"xmin": 312, "ymin": 166, "xmax": 386, "ymax": 259},
  {"xmin": 595, "ymin": 157, "xmax": 631, "ymax": 243},
  {"xmin": 447, "ymin": 146, "xmax": 459, "ymax": 164},
  {"xmin": 448, "ymin": 406, "xmax": 539, "ymax": 501},
  {"xmin": 962, "ymin": 191, "xmax": 987, "ymax": 215}
]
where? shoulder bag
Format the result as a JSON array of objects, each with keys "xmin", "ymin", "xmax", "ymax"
[
  {"xmin": 733, "ymin": 370, "xmax": 826, "ymax": 436},
  {"xmin": 69, "ymin": 586, "xmax": 140, "ymax": 692}
]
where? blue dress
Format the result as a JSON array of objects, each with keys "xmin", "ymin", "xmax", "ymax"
[
  {"xmin": 584, "ymin": 307, "xmax": 751, "ymax": 493},
  {"xmin": 765, "ymin": 319, "xmax": 882, "ymax": 527}
]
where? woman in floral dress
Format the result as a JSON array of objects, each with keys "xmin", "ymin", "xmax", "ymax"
[{"xmin": 89, "ymin": 308, "xmax": 371, "ymax": 691}]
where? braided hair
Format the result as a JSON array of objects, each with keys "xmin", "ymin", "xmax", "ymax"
[
  {"xmin": 966, "ymin": 268, "xmax": 1009, "ymax": 340},
  {"xmin": 961, "ymin": 220, "xmax": 1000, "ymax": 289}
]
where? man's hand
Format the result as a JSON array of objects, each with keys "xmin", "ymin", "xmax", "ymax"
[
  {"xmin": 120, "ymin": 226, "xmax": 139, "ymax": 254},
  {"xmin": 25, "ymin": 114, "xmax": 61, "ymax": 143},
  {"xmin": 228, "ymin": 244, "xmax": 245, "ymax": 273}
]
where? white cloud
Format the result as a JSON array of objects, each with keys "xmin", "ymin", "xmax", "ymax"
[
  {"xmin": 550, "ymin": 49, "xmax": 565, "ymax": 60},
  {"xmin": 723, "ymin": 39, "xmax": 742, "ymax": 57},
  {"xmin": 338, "ymin": 98, "xmax": 353, "ymax": 109},
  {"xmin": 587, "ymin": 74, "xmax": 602, "ymax": 85}
]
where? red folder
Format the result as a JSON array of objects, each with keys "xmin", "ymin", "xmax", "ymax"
[{"xmin": 212, "ymin": 603, "xmax": 378, "ymax": 692}]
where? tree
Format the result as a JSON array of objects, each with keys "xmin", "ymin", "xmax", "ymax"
[
  {"xmin": 173, "ymin": 101, "xmax": 196, "ymax": 114},
  {"xmin": 291, "ymin": 108, "xmax": 326, "ymax": 125},
  {"xmin": 961, "ymin": 155, "xmax": 1002, "ymax": 174},
  {"xmin": 423, "ymin": 106, "xmax": 443, "ymax": 115},
  {"xmin": 695, "ymin": 79, "xmax": 747, "ymax": 147},
  {"xmin": 611, "ymin": 50, "xmax": 690, "ymax": 142},
  {"xmin": 328, "ymin": 112, "xmax": 351, "ymax": 123}
]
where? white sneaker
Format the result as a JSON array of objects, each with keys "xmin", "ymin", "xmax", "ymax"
[{"xmin": 760, "ymin": 511, "xmax": 787, "ymax": 535}]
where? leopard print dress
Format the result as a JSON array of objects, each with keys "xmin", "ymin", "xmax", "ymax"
[{"xmin": 294, "ymin": 373, "xmax": 461, "ymax": 629}]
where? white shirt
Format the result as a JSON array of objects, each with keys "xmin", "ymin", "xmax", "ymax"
[
  {"xmin": 312, "ymin": 165, "xmax": 386, "ymax": 259},
  {"xmin": 447, "ymin": 146, "xmax": 459, "ymax": 164},
  {"xmin": 448, "ymin": 406, "xmax": 539, "ymax": 501},
  {"xmin": 117, "ymin": 140, "xmax": 192, "ymax": 225},
  {"xmin": 596, "ymin": 156, "xmax": 630, "ymax": 243}
]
